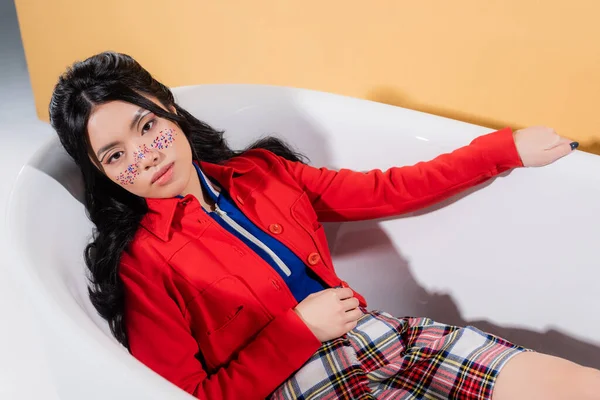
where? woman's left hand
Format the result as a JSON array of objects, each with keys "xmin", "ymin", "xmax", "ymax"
[{"xmin": 514, "ymin": 126, "xmax": 578, "ymax": 167}]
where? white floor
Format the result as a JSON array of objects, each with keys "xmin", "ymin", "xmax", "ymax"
[{"xmin": 0, "ymin": 1, "xmax": 59, "ymax": 398}]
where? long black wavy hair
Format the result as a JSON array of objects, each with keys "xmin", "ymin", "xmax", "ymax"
[{"xmin": 49, "ymin": 51, "xmax": 305, "ymax": 350}]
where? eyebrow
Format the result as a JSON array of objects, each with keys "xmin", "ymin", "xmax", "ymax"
[
  {"xmin": 96, "ymin": 141, "xmax": 120, "ymax": 162},
  {"xmin": 96, "ymin": 108, "xmax": 150, "ymax": 162},
  {"xmin": 130, "ymin": 108, "xmax": 150, "ymax": 131}
]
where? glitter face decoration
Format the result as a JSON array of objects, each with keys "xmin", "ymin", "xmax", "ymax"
[
  {"xmin": 116, "ymin": 164, "xmax": 140, "ymax": 185},
  {"xmin": 115, "ymin": 129, "xmax": 177, "ymax": 185},
  {"xmin": 133, "ymin": 144, "xmax": 151, "ymax": 163},
  {"xmin": 151, "ymin": 128, "xmax": 175, "ymax": 150}
]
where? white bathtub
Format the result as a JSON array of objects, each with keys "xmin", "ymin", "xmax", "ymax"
[{"xmin": 7, "ymin": 85, "xmax": 600, "ymax": 399}]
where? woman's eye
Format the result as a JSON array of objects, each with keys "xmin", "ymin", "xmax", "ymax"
[
  {"xmin": 142, "ymin": 119, "xmax": 155, "ymax": 134},
  {"xmin": 107, "ymin": 151, "xmax": 124, "ymax": 164}
]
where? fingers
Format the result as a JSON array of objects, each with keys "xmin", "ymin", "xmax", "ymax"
[
  {"xmin": 340, "ymin": 296, "xmax": 360, "ymax": 311},
  {"xmin": 333, "ymin": 287, "xmax": 354, "ymax": 300},
  {"xmin": 544, "ymin": 139, "xmax": 576, "ymax": 164},
  {"xmin": 344, "ymin": 319, "xmax": 358, "ymax": 332},
  {"xmin": 517, "ymin": 126, "xmax": 580, "ymax": 167},
  {"xmin": 544, "ymin": 136, "xmax": 568, "ymax": 149},
  {"xmin": 344, "ymin": 308, "xmax": 363, "ymax": 322}
]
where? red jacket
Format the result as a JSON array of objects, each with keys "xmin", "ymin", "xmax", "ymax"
[{"xmin": 119, "ymin": 128, "xmax": 522, "ymax": 399}]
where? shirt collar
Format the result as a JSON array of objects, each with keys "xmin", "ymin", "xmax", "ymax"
[{"xmin": 194, "ymin": 162, "xmax": 220, "ymax": 203}]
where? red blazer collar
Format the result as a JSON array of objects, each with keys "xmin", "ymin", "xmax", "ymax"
[{"xmin": 140, "ymin": 156, "xmax": 255, "ymax": 241}]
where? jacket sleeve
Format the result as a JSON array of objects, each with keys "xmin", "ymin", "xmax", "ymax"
[
  {"xmin": 119, "ymin": 261, "xmax": 320, "ymax": 400},
  {"xmin": 278, "ymin": 127, "xmax": 523, "ymax": 221}
]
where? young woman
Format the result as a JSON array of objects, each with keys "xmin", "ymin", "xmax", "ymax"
[{"xmin": 49, "ymin": 52, "xmax": 599, "ymax": 399}]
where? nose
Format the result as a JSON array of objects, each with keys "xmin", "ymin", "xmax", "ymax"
[{"xmin": 135, "ymin": 146, "xmax": 160, "ymax": 170}]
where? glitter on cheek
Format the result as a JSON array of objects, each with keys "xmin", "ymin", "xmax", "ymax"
[
  {"xmin": 115, "ymin": 163, "xmax": 140, "ymax": 186},
  {"xmin": 114, "ymin": 129, "xmax": 177, "ymax": 186},
  {"xmin": 150, "ymin": 128, "xmax": 176, "ymax": 150},
  {"xmin": 133, "ymin": 144, "xmax": 151, "ymax": 163}
]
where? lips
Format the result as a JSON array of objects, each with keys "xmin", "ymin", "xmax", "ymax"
[{"xmin": 151, "ymin": 162, "xmax": 174, "ymax": 184}]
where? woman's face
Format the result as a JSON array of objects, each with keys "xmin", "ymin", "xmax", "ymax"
[{"xmin": 87, "ymin": 98, "xmax": 194, "ymax": 199}]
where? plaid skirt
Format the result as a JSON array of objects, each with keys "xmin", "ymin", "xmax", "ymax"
[{"xmin": 269, "ymin": 310, "xmax": 528, "ymax": 400}]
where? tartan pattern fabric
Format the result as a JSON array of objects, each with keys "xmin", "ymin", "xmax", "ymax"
[{"xmin": 269, "ymin": 310, "xmax": 528, "ymax": 400}]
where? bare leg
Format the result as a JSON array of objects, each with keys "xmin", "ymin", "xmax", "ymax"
[{"xmin": 493, "ymin": 352, "xmax": 600, "ymax": 400}]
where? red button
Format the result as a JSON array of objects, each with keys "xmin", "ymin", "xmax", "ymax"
[
  {"xmin": 236, "ymin": 195, "xmax": 244, "ymax": 205},
  {"xmin": 269, "ymin": 223, "xmax": 283, "ymax": 234},
  {"xmin": 307, "ymin": 252, "xmax": 320, "ymax": 265}
]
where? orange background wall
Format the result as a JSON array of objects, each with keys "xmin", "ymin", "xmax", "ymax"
[{"xmin": 15, "ymin": 0, "xmax": 600, "ymax": 152}]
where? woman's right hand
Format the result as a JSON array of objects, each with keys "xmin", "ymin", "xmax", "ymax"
[{"xmin": 293, "ymin": 288, "xmax": 362, "ymax": 342}]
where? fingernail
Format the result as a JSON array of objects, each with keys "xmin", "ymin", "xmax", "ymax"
[{"xmin": 570, "ymin": 142, "xmax": 579, "ymax": 150}]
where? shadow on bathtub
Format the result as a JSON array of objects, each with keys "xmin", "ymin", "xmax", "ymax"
[{"xmin": 325, "ymin": 221, "xmax": 600, "ymax": 370}]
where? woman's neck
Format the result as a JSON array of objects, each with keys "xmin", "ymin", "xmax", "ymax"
[{"xmin": 181, "ymin": 164, "xmax": 215, "ymax": 212}]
